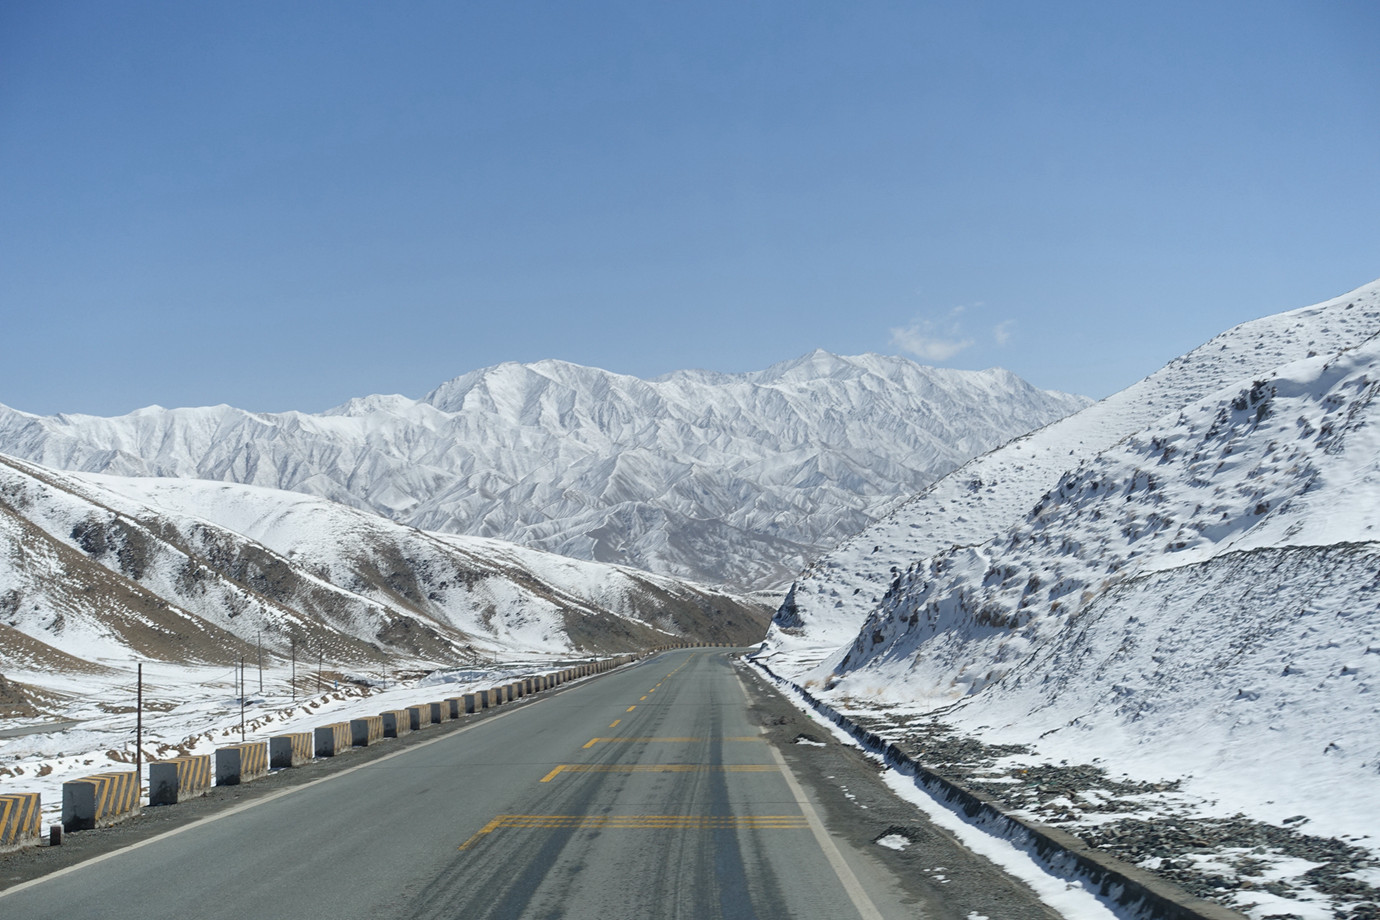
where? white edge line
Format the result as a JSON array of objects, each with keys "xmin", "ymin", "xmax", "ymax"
[
  {"xmin": 730, "ymin": 666, "xmax": 886, "ymax": 920},
  {"xmin": 749, "ymin": 662, "xmax": 1128, "ymax": 920}
]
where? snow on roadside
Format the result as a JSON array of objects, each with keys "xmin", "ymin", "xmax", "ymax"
[
  {"xmin": 759, "ymin": 666, "xmax": 1133, "ymax": 920},
  {"xmin": 0, "ymin": 656, "xmax": 588, "ymax": 830}
]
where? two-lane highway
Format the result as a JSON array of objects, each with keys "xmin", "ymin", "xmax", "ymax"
[
  {"xmin": 0, "ymin": 650, "xmax": 1063, "ymax": 919},
  {"xmin": 435, "ymin": 650, "xmax": 892, "ymax": 919}
]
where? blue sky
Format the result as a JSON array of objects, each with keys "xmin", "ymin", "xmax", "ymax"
[{"xmin": 2, "ymin": 1, "xmax": 1377, "ymax": 415}]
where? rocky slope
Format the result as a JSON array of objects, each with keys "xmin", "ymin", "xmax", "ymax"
[
  {"xmin": 0, "ymin": 452, "xmax": 769, "ymax": 703},
  {"xmin": 756, "ymin": 278, "xmax": 1380, "ymax": 920},
  {"xmin": 767, "ymin": 281, "xmax": 1380, "ymax": 655},
  {"xmin": 0, "ymin": 352, "xmax": 1088, "ymax": 590}
]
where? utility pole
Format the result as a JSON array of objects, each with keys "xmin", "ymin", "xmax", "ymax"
[
  {"xmin": 291, "ymin": 635, "xmax": 297, "ymax": 703},
  {"xmin": 257, "ymin": 631, "xmax": 263, "ymax": 695},
  {"xmin": 239, "ymin": 657, "xmax": 246, "ymax": 743},
  {"xmin": 135, "ymin": 662, "xmax": 143, "ymax": 779},
  {"xmin": 317, "ymin": 649, "xmax": 323, "ymax": 694}
]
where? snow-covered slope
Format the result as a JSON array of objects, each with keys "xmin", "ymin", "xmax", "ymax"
[
  {"xmin": 0, "ymin": 455, "xmax": 770, "ymax": 833},
  {"xmin": 0, "ymin": 353, "xmax": 1087, "ymax": 590},
  {"xmin": 74, "ymin": 472, "xmax": 771, "ymax": 655},
  {"xmin": 767, "ymin": 282, "xmax": 1380, "ymax": 656},
  {"xmin": 829, "ymin": 331, "xmax": 1380, "ymax": 713},
  {"xmin": 756, "ymin": 279, "xmax": 1380, "ymax": 918},
  {"xmin": 0, "ymin": 452, "xmax": 769, "ymax": 699}
]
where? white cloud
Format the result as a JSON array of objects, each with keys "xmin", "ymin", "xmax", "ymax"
[
  {"xmin": 994, "ymin": 320, "xmax": 1015, "ymax": 346},
  {"xmin": 890, "ymin": 322, "xmax": 974, "ymax": 362},
  {"xmin": 890, "ymin": 306, "xmax": 976, "ymax": 362}
]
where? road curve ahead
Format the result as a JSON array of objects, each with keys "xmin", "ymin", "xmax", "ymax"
[{"xmin": 0, "ymin": 650, "xmax": 1062, "ymax": 919}]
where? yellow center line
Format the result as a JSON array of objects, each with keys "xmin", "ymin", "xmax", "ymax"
[
  {"xmin": 581, "ymin": 737, "xmax": 763, "ymax": 749},
  {"xmin": 459, "ymin": 814, "xmax": 808, "ymax": 850},
  {"xmin": 626, "ymin": 705, "xmax": 636, "ymax": 712},
  {"xmin": 540, "ymin": 764, "xmax": 778, "ymax": 782},
  {"xmin": 639, "ymin": 696, "xmax": 647, "ymax": 701},
  {"xmin": 608, "ymin": 719, "xmax": 621, "ymax": 729},
  {"xmin": 457, "ymin": 815, "xmax": 506, "ymax": 850}
]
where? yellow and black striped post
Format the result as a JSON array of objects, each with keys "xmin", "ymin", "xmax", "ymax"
[
  {"xmin": 0, "ymin": 792, "xmax": 40, "ymax": 850},
  {"xmin": 215, "ymin": 742, "xmax": 268, "ymax": 786},
  {"xmin": 62, "ymin": 771, "xmax": 139, "ymax": 831},
  {"xmin": 350, "ymin": 715, "xmax": 384, "ymax": 746},
  {"xmin": 269, "ymin": 732, "xmax": 314, "ymax": 767},
  {"xmin": 313, "ymin": 722, "xmax": 351, "ymax": 757},
  {"xmin": 148, "ymin": 754, "xmax": 212, "ymax": 806},
  {"xmin": 380, "ymin": 710, "xmax": 411, "ymax": 738}
]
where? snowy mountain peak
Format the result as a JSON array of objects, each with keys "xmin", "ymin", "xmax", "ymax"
[{"xmin": 0, "ymin": 352, "xmax": 1088, "ymax": 590}]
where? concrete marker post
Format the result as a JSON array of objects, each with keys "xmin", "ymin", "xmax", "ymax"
[
  {"xmin": 147, "ymin": 755, "xmax": 212, "ymax": 806},
  {"xmin": 62, "ymin": 772, "xmax": 139, "ymax": 832},
  {"xmin": 350, "ymin": 716, "xmax": 384, "ymax": 747},
  {"xmin": 0, "ymin": 792, "xmax": 41, "ymax": 851},
  {"xmin": 380, "ymin": 711, "xmax": 411, "ymax": 739},
  {"xmin": 215, "ymin": 742, "xmax": 268, "ymax": 786},
  {"xmin": 313, "ymin": 722, "xmax": 351, "ymax": 757},
  {"xmin": 269, "ymin": 732, "xmax": 314, "ymax": 767}
]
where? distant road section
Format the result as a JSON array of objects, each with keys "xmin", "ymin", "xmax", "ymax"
[
  {"xmin": 0, "ymin": 720, "xmax": 81, "ymax": 740},
  {"xmin": 0, "ymin": 651, "xmax": 1062, "ymax": 919}
]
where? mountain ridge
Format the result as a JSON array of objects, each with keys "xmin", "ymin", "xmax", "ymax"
[
  {"xmin": 0, "ymin": 351, "xmax": 1089, "ymax": 590},
  {"xmin": 752, "ymin": 278, "xmax": 1380, "ymax": 918},
  {"xmin": 763, "ymin": 281, "xmax": 1380, "ymax": 652}
]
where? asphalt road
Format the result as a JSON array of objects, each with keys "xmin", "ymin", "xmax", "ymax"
[
  {"xmin": 0, "ymin": 650, "xmax": 1064, "ymax": 919},
  {"xmin": 0, "ymin": 719, "xmax": 82, "ymax": 740}
]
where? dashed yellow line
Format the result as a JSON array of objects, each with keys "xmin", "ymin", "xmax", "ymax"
[
  {"xmin": 540, "ymin": 764, "xmax": 778, "ymax": 782},
  {"xmin": 608, "ymin": 719, "xmax": 621, "ymax": 729},
  {"xmin": 459, "ymin": 814, "xmax": 807, "ymax": 850},
  {"xmin": 639, "ymin": 696, "xmax": 647, "ymax": 701},
  {"xmin": 626, "ymin": 705, "xmax": 636, "ymax": 712}
]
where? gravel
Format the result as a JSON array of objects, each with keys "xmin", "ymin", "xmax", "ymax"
[{"xmin": 837, "ymin": 707, "xmax": 1380, "ymax": 920}]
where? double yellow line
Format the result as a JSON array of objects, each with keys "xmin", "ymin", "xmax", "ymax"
[
  {"xmin": 459, "ymin": 813, "xmax": 808, "ymax": 849},
  {"xmin": 539, "ymin": 763, "xmax": 777, "ymax": 783},
  {"xmin": 581, "ymin": 736, "xmax": 761, "ymax": 749}
]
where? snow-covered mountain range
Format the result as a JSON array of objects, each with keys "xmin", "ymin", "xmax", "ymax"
[
  {"xmin": 0, "ymin": 352, "xmax": 1088, "ymax": 590},
  {"xmin": 758, "ymin": 279, "xmax": 1380, "ymax": 918}
]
